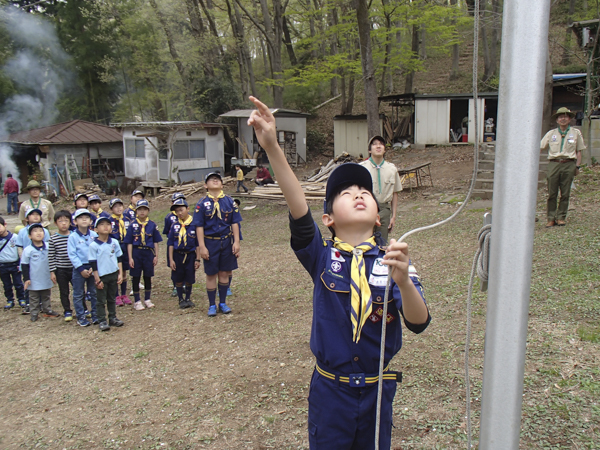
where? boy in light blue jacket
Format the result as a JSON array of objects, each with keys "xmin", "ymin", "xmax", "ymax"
[{"xmin": 0, "ymin": 217, "xmax": 26, "ymax": 311}]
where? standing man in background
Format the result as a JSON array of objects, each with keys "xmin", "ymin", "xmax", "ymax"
[
  {"xmin": 3, "ymin": 173, "xmax": 19, "ymax": 215},
  {"xmin": 540, "ymin": 107, "xmax": 585, "ymax": 228}
]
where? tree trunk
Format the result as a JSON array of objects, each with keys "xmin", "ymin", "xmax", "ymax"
[
  {"xmin": 329, "ymin": 5, "xmax": 339, "ymax": 97},
  {"xmin": 420, "ymin": 25, "xmax": 426, "ymax": 60},
  {"xmin": 561, "ymin": 0, "xmax": 576, "ymax": 66},
  {"xmin": 405, "ymin": 24, "xmax": 420, "ymax": 93},
  {"xmin": 346, "ymin": 75, "xmax": 355, "ymax": 115},
  {"xmin": 450, "ymin": 0, "xmax": 460, "ymax": 80},
  {"xmin": 356, "ymin": 0, "xmax": 379, "ymax": 138},
  {"xmin": 282, "ymin": 16, "xmax": 298, "ymax": 66},
  {"xmin": 542, "ymin": 48, "xmax": 553, "ymax": 136},
  {"xmin": 379, "ymin": 0, "xmax": 393, "ymax": 96}
]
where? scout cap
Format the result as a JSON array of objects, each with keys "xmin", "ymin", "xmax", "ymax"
[
  {"xmin": 25, "ymin": 208, "xmax": 43, "ymax": 218},
  {"xmin": 135, "ymin": 199, "xmax": 150, "ymax": 210},
  {"xmin": 28, "ymin": 223, "xmax": 44, "ymax": 234},
  {"xmin": 131, "ymin": 189, "xmax": 145, "ymax": 198},
  {"xmin": 88, "ymin": 194, "xmax": 101, "ymax": 203},
  {"xmin": 26, "ymin": 180, "xmax": 41, "ymax": 191},
  {"xmin": 170, "ymin": 198, "xmax": 189, "ymax": 211},
  {"xmin": 73, "ymin": 208, "xmax": 93, "ymax": 220},
  {"xmin": 94, "ymin": 216, "xmax": 111, "ymax": 228},
  {"xmin": 109, "ymin": 198, "xmax": 124, "ymax": 209},
  {"xmin": 324, "ymin": 163, "xmax": 374, "ymax": 213},
  {"xmin": 552, "ymin": 107, "xmax": 575, "ymax": 119},
  {"xmin": 171, "ymin": 192, "xmax": 186, "ymax": 201},
  {"xmin": 368, "ymin": 135, "xmax": 386, "ymax": 150},
  {"xmin": 204, "ymin": 171, "xmax": 222, "ymax": 183},
  {"xmin": 73, "ymin": 193, "xmax": 88, "ymax": 203}
]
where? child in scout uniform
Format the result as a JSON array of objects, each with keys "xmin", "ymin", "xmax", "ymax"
[
  {"xmin": 235, "ymin": 164, "xmax": 249, "ymax": 193},
  {"xmin": 360, "ymin": 136, "xmax": 403, "ymax": 243},
  {"xmin": 248, "ymin": 96, "xmax": 430, "ymax": 450},
  {"xmin": 70, "ymin": 194, "xmax": 97, "ymax": 231},
  {"xmin": 168, "ymin": 198, "xmax": 200, "ymax": 309},
  {"xmin": 18, "ymin": 180, "xmax": 55, "ymax": 228},
  {"xmin": 89, "ymin": 217, "xmax": 124, "ymax": 331},
  {"xmin": 124, "ymin": 199, "xmax": 162, "ymax": 310},
  {"xmin": 21, "ymin": 223, "xmax": 60, "ymax": 322},
  {"xmin": 163, "ymin": 192, "xmax": 186, "ymax": 298},
  {"xmin": 88, "ymin": 194, "xmax": 111, "ymax": 219},
  {"xmin": 0, "ymin": 217, "xmax": 26, "ymax": 310},
  {"xmin": 124, "ymin": 189, "xmax": 144, "ymax": 223},
  {"xmin": 67, "ymin": 209, "xmax": 99, "ymax": 327},
  {"xmin": 109, "ymin": 198, "xmax": 132, "ymax": 306},
  {"xmin": 48, "ymin": 210, "xmax": 75, "ymax": 321},
  {"xmin": 16, "ymin": 209, "xmax": 51, "ymax": 248},
  {"xmin": 193, "ymin": 172, "xmax": 242, "ymax": 317}
]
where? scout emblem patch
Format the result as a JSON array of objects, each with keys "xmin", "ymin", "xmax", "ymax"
[{"xmin": 331, "ymin": 261, "xmax": 342, "ymax": 273}]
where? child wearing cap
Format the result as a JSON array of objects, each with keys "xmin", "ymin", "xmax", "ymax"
[
  {"xmin": 21, "ymin": 223, "xmax": 60, "ymax": 322},
  {"xmin": 235, "ymin": 164, "xmax": 249, "ymax": 193},
  {"xmin": 0, "ymin": 216, "xmax": 26, "ymax": 311},
  {"xmin": 193, "ymin": 172, "xmax": 242, "ymax": 316},
  {"xmin": 124, "ymin": 199, "xmax": 162, "ymax": 310},
  {"xmin": 168, "ymin": 199, "xmax": 200, "ymax": 309},
  {"xmin": 18, "ymin": 180, "xmax": 55, "ymax": 228},
  {"xmin": 124, "ymin": 189, "xmax": 144, "ymax": 223},
  {"xmin": 49, "ymin": 210, "xmax": 75, "ymax": 321},
  {"xmin": 248, "ymin": 97, "xmax": 430, "ymax": 449},
  {"xmin": 67, "ymin": 209, "xmax": 99, "ymax": 327},
  {"xmin": 89, "ymin": 217, "xmax": 124, "ymax": 331},
  {"xmin": 109, "ymin": 198, "xmax": 132, "ymax": 306},
  {"xmin": 70, "ymin": 194, "xmax": 97, "ymax": 231},
  {"xmin": 163, "ymin": 192, "xmax": 186, "ymax": 298},
  {"xmin": 88, "ymin": 194, "xmax": 111, "ymax": 219}
]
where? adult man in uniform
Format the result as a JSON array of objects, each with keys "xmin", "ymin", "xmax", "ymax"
[
  {"xmin": 360, "ymin": 135, "xmax": 403, "ymax": 243},
  {"xmin": 18, "ymin": 180, "xmax": 55, "ymax": 228},
  {"xmin": 540, "ymin": 107, "xmax": 585, "ymax": 227}
]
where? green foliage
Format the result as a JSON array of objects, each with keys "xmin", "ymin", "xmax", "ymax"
[
  {"xmin": 553, "ymin": 64, "xmax": 587, "ymax": 74},
  {"xmin": 191, "ymin": 69, "xmax": 243, "ymax": 121},
  {"xmin": 577, "ymin": 325, "xmax": 600, "ymax": 343},
  {"xmin": 306, "ymin": 129, "xmax": 327, "ymax": 154},
  {"xmin": 282, "ymin": 84, "xmax": 322, "ymax": 111}
]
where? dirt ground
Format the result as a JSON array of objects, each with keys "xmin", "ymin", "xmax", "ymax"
[{"xmin": 1, "ymin": 145, "xmax": 598, "ymax": 449}]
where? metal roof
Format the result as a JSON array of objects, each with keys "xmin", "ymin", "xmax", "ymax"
[
  {"xmin": 111, "ymin": 121, "xmax": 225, "ymax": 128},
  {"xmin": 4, "ymin": 120, "xmax": 122, "ymax": 145},
  {"xmin": 220, "ymin": 108, "xmax": 310, "ymax": 118}
]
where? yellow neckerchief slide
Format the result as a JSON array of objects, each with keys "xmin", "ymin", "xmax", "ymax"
[
  {"xmin": 333, "ymin": 236, "xmax": 377, "ymax": 343},
  {"xmin": 178, "ymin": 216, "xmax": 193, "ymax": 247},
  {"xmin": 136, "ymin": 217, "xmax": 149, "ymax": 245},
  {"xmin": 207, "ymin": 191, "xmax": 225, "ymax": 219},
  {"xmin": 111, "ymin": 213, "xmax": 126, "ymax": 240}
]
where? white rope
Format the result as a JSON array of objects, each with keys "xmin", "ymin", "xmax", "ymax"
[{"xmin": 374, "ymin": 1, "xmax": 482, "ymax": 447}]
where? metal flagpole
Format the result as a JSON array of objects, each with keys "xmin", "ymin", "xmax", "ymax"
[{"xmin": 478, "ymin": 1, "xmax": 551, "ymax": 448}]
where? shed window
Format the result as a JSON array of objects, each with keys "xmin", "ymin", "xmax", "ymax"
[
  {"xmin": 125, "ymin": 139, "xmax": 145, "ymax": 158},
  {"xmin": 173, "ymin": 140, "xmax": 205, "ymax": 160}
]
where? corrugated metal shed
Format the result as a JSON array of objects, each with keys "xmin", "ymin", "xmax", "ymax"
[
  {"xmin": 4, "ymin": 120, "xmax": 122, "ymax": 145},
  {"xmin": 220, "ymin": 109, "xmax": 310, "ymax": 118}
]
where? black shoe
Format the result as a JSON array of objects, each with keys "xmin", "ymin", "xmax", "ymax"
[
  {"xmin": 31, "ymin": 314, "xmax": 38, "ymax": 322},
  {"xmin": 42, "ymin": 310, "xmax": 61, "ymax": 318},
  {"xmin": 179, "ymin": 300, "xmax": 190, "ymax": 309},
  {"xmin": 22, "ymin": 306, "xmax": 30, "ymax": 315},
  {"xmin": 99, "ymin": 321, "xmax": 110, "ymax": 331},
  {"xmin": 109, "ymin": 317, "xmax": 124, "ymax": 327},
  {"xmin": 187, "ymin": 300, "xmax": 196, "ymax": 307}
]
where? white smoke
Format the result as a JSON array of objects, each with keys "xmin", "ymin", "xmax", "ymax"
[{"xmin": 0, "ymin": 6, "xmax": 72, "ymax": 187}]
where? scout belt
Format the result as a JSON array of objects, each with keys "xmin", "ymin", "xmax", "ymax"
[
  {"xmin": 316, "ymin": 361, "xmax": 402, "ymax": 387},
  {"xmin": 205, "ymin": 231, "xmax": 232, "ymax": 240}
]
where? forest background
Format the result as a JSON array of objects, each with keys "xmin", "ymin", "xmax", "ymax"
[{"xmin": 0, "ymin": 0, "xmax": 597, "ymax": 144}]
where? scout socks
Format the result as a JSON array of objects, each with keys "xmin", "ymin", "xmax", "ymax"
[
  {"xmin": 144, "ymin": 290, "xmax": 152, "ymax": 301},
  {"xmin": 218, "ymin": 282, "xmax": 229, "ymax": 304},
  {"xmin": 185, "ymin": 285, "xmax": 193, "ymax": 302},
  {"xmin": 133, "ymin": 291, "xmax": 141, "ymax": 303},
  {"xmin": 207, "ymin": 288, "xmax": 217, "ymax": 306},
  {"xmin": 176, "ymin": 285, "xmax": 184, "ymax": 301},
  {"xmin": 120, "ymin": 281, "xmax": 127, "ymax": 296}
]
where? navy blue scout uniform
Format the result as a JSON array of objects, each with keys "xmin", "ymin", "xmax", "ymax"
[
  {"xmin": 163, "ymin": 192, "xmax": 186, "ymax": 269},
  {"xmin": 192, "ymin": 190, "xmax": 242, "ymax": 276},
  {"xmin": 290, "ymin": 164, "xmax": 430, "ymax": 450},
  {"xmin": 70, "ymin": 194, "xmax": 97, "ymax": 231},
  {"xmin": 109, "ymin": 199, "xmax": 131, "ymax": 272},
  {"xmin": 167, "ymin": 199, "xmax": 197, "ymax": 308},
  {"xmin": 124, "ymin": 189, "xmax": 144, "ymax": 223},
  {"xmin": 88, "ymin": 194, "xmax": 111, "ymax": 219},
  {"xmin": 0, "ymin": 229, "xmax": 26, "ymax": 309},
  {"xmin": 123, "ymin": 200, "xmax": 162, "ymax": 278}
]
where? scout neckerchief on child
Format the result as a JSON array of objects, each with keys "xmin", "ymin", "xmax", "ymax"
[
  {"xmin": 558, "ymin": 126, "xmax": 571, "ymax": 154},
  {"xmin": 111, "ymin": 213, "xmax": 126, "ymax": 239},
  {"xmin": 369, "ymin": 157, "xmax": 384, "ymax": 194},
  {"xmin": 207, "ymin": 191, "xmax": 225, "ymax": 219},
  {"xmin": 177, "ymin": 216, "xmax": 193, "ymax": 248},
  {"xmin": 0, "ymin": 231, "xmax": 12, "ymax": 254},
  {"xmin": 96, "ymin": 207, "xmax": 104, "ymax": 216},
  {"xmin": 333, "ymin": 236, "xmax": 377, "ymax": 343},
  {"xmin": 136, "ymin": 217, "xmax": 149, "ymax": 245}
]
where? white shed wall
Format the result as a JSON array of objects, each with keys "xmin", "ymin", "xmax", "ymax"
[
  {"xmin": 415, "ymin": 99, "xmax": 450, "ymax": 145},
  {"xmin": 333, "ymin": 118, "xmax": 383, "ymax": 158}
]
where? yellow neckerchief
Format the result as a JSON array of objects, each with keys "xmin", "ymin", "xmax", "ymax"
[
  {"xmin": 111, "ymin": 213, "xmax": 126, "ymax": 240},
  {"xmin": 128, "ymin": 204, "xmax": 136, "ymax": 212},
  {"xmin": 95, "ymin": 207, "xmax": 103, "ymax": 215},
  {"xmin": 333, "ymin": 236, "xmax": 377, "ymax": 343},
  {"xmin": 177, "ymin": 215, "xmax": 193, "ymax": 247},
  {"xmin": 207, "ymin": 191, "xmax": 225, "ymax": 219},
  {"xmin": 136, "ymin": 217, "xmax": 149, "ymax": 246}
]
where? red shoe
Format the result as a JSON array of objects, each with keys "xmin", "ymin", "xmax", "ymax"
[
  {"xmin": 116, "ymin": 296, "xmax": 124, "ymax": 307},
  {"xmin": 121, "ymin": 295, "xmax": 132, "ymax": 305}
]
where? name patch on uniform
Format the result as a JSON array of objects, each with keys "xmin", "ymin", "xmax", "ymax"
[
  {"xmin": 331, "ymin": 248, "xmax": 344, "ymax": 262},
  {"xmin": 331, "ymin": 261, "xmax": 342, "ymax": 273},
  {"xmin": 371, "ymin": 258, "xmax": 388, "ymax": 276},
  {"xmin": 551, "ymin": 135, "xmax": 557, "ymax": 142},
  {"xmin": 368, "ymin": 274, "xmax": 388, "ymax": 286}
]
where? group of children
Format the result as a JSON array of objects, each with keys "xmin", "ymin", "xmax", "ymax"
[{"xmin": 1, "ymin": 172, "xmax": 242, "ymax": 329}]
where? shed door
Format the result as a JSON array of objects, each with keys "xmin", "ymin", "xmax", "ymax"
[{"xmin": 415, "ymin": 100, "xmax": 449, "ymax": 145}]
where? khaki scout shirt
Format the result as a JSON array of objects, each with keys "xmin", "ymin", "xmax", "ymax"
[
  {"xmin": 18, "ymin": 198, "xmax": 55, "ymax": 228},
  {"xmin": 360, "ymin": 159, "xmax": 403, "ymax": 205},
  {"xmin": 540, "ymin": 127, "xmax": 586, "ymax": 160}
]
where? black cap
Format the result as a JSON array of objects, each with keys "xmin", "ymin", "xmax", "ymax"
[
  {"xmin": 28, "ymin": 223, "xmax": 44, "ymax": 235},
  {"xmin": 204, "ymin": 172, "xmax": 222, "ymax": 183},
  {"xmin": 324, "ymin": 163, "xmax": 373, "ymax": 213}
]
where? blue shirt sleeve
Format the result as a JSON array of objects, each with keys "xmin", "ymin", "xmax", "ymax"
[
  {"xmin": 88, "ymin": 242, "xmax": 98, "ymax": 264},
  {"xmin": 123, "ymin": 224, "xmax": 134, "ymax": 245},
  {"xmin": 167, "ymin": 227, "xmax": 176, "ymax": 246},
  {"xmin": 67, "ymin": 233, "xmax": 83, "ymax": 269},
  {"xmin": 114, "ymin": 239, "xmax": 123, "ymax": 258},
  {"xmin": 192, "ymin": 200, "xmax": 206, "ymax": 228},
  {"xmin": 21, "ymin": 246, "xmax": 31, "ymax": 265},
  {"xmin": 152, "ymin": 223, "xmax": 163, "ymax": 243}
]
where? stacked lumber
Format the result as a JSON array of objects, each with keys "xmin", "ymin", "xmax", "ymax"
[
  {"xmin": 306, "ymin": 153, "xmax": 359, "ymax": 183},
  {"xmin": 156, "ymin": 176, "xmax": 235, "ymax": 200},
  {"xmin": 242, "ymin": 181, "xmax": 326, "ymax": 201},
  {"xmin": 75, "ymin": 184, "xmax": 108, "ymax": 199}
]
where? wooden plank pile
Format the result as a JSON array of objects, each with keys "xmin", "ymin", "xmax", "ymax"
[
  {"xmin": 156, "ymin": 176, "xmax": 235, "ymax": 200},
  {"xmin": 74, "ymin": 183, "xmax": 107, "ymax": 199}
]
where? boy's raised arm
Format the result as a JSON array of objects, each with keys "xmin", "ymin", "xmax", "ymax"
[{"xmin": 248, "ymin": 96, "xmax": 308, "ymax": 219}]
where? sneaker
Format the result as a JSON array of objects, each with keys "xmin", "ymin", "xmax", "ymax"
[
  {"xmin": 109, "ymin": 317, "xmax": 124, "ymax": 327},
  {"xmin": 227, "ymin": 287, "xmax": 232, "ymax": 296},
  {"xmin": 64, "ymin": 312, "xmax": 73, "ymax": 322},
  {"xmin": 42, "ymin": 310, "xmax": 61, "ymax": 318},
  {"xmin": 179, "ymin": 300, "xmax": 191, "ymax": 309},
  {"xmin": 92, "ymin": 318, "xmax": 100, "ymax": 325},
  {"xmin": 144, "ymin": 300, "xmax": 155, "ymax": 308},
  {"xmin": 208, "ymin": 305, "xmax": 217, "ymax": 317},
  {"xmin": 4, "ymin": 301, "xmax": 14, "ymax": 310},
  {"xmin": 218, "ymin": 303, "xmax": 232, "ymax": 314},
  {"xmin": 116, "ymin": 296, "xmax": 124, "ymax": 307},
  {"xmin": 18, "ymin": 300, "xmax": 27, "ymax": 308},
  {"xmin": 99, "ymin": 321, "xmax": 110, "ymax": 331},
  {"xmin": 121, "ymin": 295, "xmax": 132, "ymax": 305},
  {"xmin": 77, "ymin": 318, "xmax": 91, "ymax": 327},
  {"xmin": 84, "ymin": 310, "xmax": 92, "ymax": 319},
  {"xmin": 22, "ymin": 306, "xmax": 30, "ymax": 315},
  {"xmin": 171, "ymin": 287, "xmax": 178, "ymax": 297},
  {"xmin": 134, "ymin": 301, "xmax": 145, "ymax": 311},
  {"xmin": 187, "ymin": 300, "xmax": 195, "ymax": 307},
  {"xmin": 31, "ymin": 314, "xmax": 38, "ymax": 322}
]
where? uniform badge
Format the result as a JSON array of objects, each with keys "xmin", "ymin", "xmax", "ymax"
[
  {"xmin": 371, "ymin": 258, "xmax": 388, "ymax": 275},
  {"xmin": 369, "ymin": 312, "xmax": 382, "ymax": 323},
  {"xmin": 204, "ymin": 201, "xmax": 211, "ymax": 207},
  {"xmin": 331, "ymin": 261, "xmax": 342, "ymax": 273},
  {"xmin": 551, "ymin": 135, "xmax": 557, "ymax": 142},
  {"xmin": 331, "ymin": 248, "xmax": 344, "ymax": 262},
  {"xmin": 368, "ymin": 274, "xmax": 388, "ymax": 286}
]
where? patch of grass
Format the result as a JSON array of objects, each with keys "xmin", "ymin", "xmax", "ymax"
[
  {"xmin": 134, "ymin": 351, "xmax": 149, "ymax": 359},
  {"xmin": 577, "ymin": 325, "xmax": 600, "ymax": 343}
]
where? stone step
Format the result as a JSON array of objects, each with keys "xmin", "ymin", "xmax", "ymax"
[
  {"xmin": 478, "ymin": 161, "xmax": 495, "ymax": 171},
  {"xmin": 475, "ymin": 179, "xmax": 494, "ymax": 190},
  {"xmin": 472, "ymin": 189, "xmax": 494, "ymax": 200},
  {"xmin": 478, "ymin": 151, "xmax": 496, "ymax": 161},
  {"xmin": 476, "ymin": 170, "xmax": 494, "ymax": 180}
]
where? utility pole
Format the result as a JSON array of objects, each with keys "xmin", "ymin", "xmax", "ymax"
[{"xmin": 478, "ymin": 1, "xmax": 551, "ymax": 448}]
